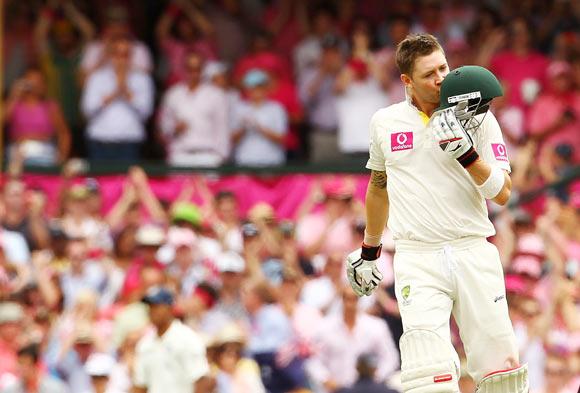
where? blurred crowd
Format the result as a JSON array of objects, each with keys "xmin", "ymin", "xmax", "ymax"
[
  {"xmin": 1, "ymin": 0, "xmax": 579, "ymax": 393},
  {"xmin": 3, "ymin": 0, "xmax": 580, "ymax": 168}
]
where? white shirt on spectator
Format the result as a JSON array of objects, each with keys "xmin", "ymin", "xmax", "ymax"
[
  {"xmin": 81, "ymin": 41, "xmax": 152, "ymax": 73},
  {"xmin": 134, "ymin": 320, "xmax": 209, "ymax": 393},
  {"xmin": 298, "ymin": 68, "xmax": 338, "ymax": 132},
  {"xmin": 307, "ymin": 312, "xmax": 399, "ymax": 389},
  {"xmin": 159, "ymin": 83, "xmax": 230, "ymax": 167},
  {"xmin": 233, "ymin": 100, "xmax": 288, "ymax": 167},
  {"xmin": 1, "ymin": 229, "xmax": 30, "ymax": 266},
  {"xmin": 336, "ymin": 78, "xmax": 389, "ymax": 153},
  {"xmin": 81, "ymin": 66, "xmax": 154, "ymax": 143}
]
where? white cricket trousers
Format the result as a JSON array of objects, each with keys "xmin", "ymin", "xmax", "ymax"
[{"xmin": 393, "ymin": 236, "xmax": 519, "ymax": 383}]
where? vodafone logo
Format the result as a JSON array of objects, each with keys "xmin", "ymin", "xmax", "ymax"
[
  {"xmin": 391, "ymin": 132, "xmax": 414, "ymax": 152},
  {"xmin": 492, "ymin": 143, "xmax": 508, "ymax": 162}
]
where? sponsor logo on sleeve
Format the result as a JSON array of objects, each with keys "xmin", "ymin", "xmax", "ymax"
[
  {"xmin": 391, "ymin": 132, "xmax": 414, "ymax": 152},
  {"xmin": 491, "ymin": 143, "xmax": 508, "ymax": 162}
]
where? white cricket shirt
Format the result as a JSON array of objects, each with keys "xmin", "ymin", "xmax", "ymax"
[
  {"xmin": 366, "ymin": 99, "xmax": 511, "ymax": 243},
  {"xmin": 133, "ymin": 320, "xmax": 209, "ymax": 393}
]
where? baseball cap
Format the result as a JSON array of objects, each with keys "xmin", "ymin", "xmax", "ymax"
[
  {"xmin": 0, "ymin": 302, "xmax": 24, "ymax": 324},
  {"xmin": 74, "ymin": 326, "xmax": 95, "ymax": 344},
  {"xmin": 171, "ymin": 203, "xmax": 202, "ymax": 228},
  {"xmin": 547, "ymin": 61, "xmax": 572, "ymax": 79},
  {"xmin": 142, "ymin": 286, "xmax": 174, "ymax": 306},
  {"xmin": 323, "ymin": 179, "xmax": 354, "ymax": 200},
  {"xmin": 85, "ymin": 353, "xmax": 116, "ymax": 377},
  {"xmin": 214, "ymin": 323, "xmax": 246, "ymax": 346},
  {"xmin": 217, "ymin": 251, "xmax": 245, "ymax": 273},
  {"xmin": 135, "ymin": 224, "xmax": 166, "ymax": 247},
  {"xmin": 248, "ymin": 202, "xmax": 276, "ymax": 222},
  {"xmin": 243, "ymin": 69, "xmax": 269, "ymax": 88},
  {"xmin": 321, "ymin": 33, "xmax": 341, "ymax": 49},
  {"xmin": 68, "ymin": 184, "xmax": 90, "ymax": 200}
]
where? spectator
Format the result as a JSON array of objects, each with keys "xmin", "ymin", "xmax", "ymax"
[
  {"xmin": 0, "ymin": 343, "xmax": 68, "ymax": 393},
  {"xmin": 80, "ymin": 5, "xmax": 152, "ymax": 79},
  {"xmin": 156, "ymin": 0, "xmax": 216, "ymax": 87},
  {"xmin": 133, "ymin": 287, "xmax": 213, "ymax": 393},
  {"xmin": 298, "ymin": 34, "xmax": 344, "ymax": 162},
  {"xmin": 81, "ymin": 37, "xmax": 154, "ymax": 162},
  {"xmin": 34, "ymin": 0, "xmax": 95, "ymax": 157},
  {"xmin": 293, "ymin": 4, "xmax": 344, "ymax": 80},
  {"xmin": 232, "ymin": 69, "xmax": 288, "ymax": 167},
  {"xmin": 84, "ymin": 353, "xmax": 120, "ymax": 393},
  {"xmin": 307, "ymin": 287, "xmax": 399, "ymax": 391},
  {"xmin": 2, "ymin": 3, "xmax": 35, "ymax": 95},
  {"xmin": 335, "ymin": 18, "xmax": 389, "ymax": 157},
  {"xmin": 53, "ymin": 326, "xmax": 98, "ymax": 393},
  {"xmin": 159, "ymin": 52, "xmax": 230, "ymax": 167},
  {"xmin": 213, "ymin": 323, "xmax": 265, "ymax": 393},
  {"xmin": 1, "ymin": 179, "xmax": 50, "ymax": 251},
  {"xmin": 4, "ymin": 68, "xmax": 71, "ymax": 166},
  {"xmin": 335, "ymin": 353, "xmax": 399, "ymax": 393},
  {"xmin": 164, "ymin": 227, "xmax": 204, "ymax": 297},
  {"xmin": 202, "ymin": 62, "xmax": 242, "ymax": 136},
  {"xmin": 299, "ymin": 252, "xmax": 346, "ymax": 315},
  {"xmin": 488, "ymin": 18, "xmax": 549, "ymax": 110},
  {"xmin": 241, "ymin": 280, "xmax": 307, "ymax": 393},
  {"xmin": 528, "ymin": 61, "xmax": 580, "ymax": 163},
  {"xmin": 121, "ymin": 225, "xmax": 166, "ymax": 300},
  {"xmin": 296, "ymin": 179, "xmax": 356, "ymax": 260},
  {"xmin": 205, "ymin": 0, "xmax": 251, "ymax": 65},
  {"xmin": 0, "ymin": 303, "xmax": 25, "ymax": 378}
]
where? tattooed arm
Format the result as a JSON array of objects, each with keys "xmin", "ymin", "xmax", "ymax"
[{"xmin": 364, "ymin": 170, "xmax": 389, "ymax": 246}]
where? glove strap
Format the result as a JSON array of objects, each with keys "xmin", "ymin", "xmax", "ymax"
[
  {"xmin": 361, "ymin": 243, "xmax": 382, "ymax": 260},
  {"xmin": 457, "ymin": 147, "xmax": 479, "ymax": 168}
]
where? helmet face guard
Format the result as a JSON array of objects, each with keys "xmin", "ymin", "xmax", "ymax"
[
  {"xmin": 438, "ymin": 66, "xmax": 503, "ymax": 133},
  {"xmin": 450, "ymin": 94, "xmax": 492, "ymax": 134}
]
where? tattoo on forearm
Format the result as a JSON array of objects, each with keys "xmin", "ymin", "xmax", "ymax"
[{"xmin": 371, "ymin": 170, "xmax": 387, "ymax": 189}]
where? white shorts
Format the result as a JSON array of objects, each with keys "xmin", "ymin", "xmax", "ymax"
[{"xmin": 393, "ymin": 236, "xmax": 519, "ymax": 383}]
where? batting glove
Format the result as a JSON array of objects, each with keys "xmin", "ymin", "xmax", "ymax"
[
  {"xmin": 433, "ymin": 106, "xmax": 480, "ymax": 168},
  {"xmin": 346, "ymin": 245, "xmax": 383, "ymax": 297}
]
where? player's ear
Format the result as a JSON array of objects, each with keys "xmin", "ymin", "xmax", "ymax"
[{"xmin": 400, "ymin": 73, "xmax": 412, "ymax": 88}]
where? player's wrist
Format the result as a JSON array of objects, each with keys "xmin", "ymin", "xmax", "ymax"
[
  {"xmin": 457, "ymin": 147, "xmax": 479, "ymax": 168},
  {"xmin": 361, "ymin": 243, "xmax": 382, "ymax": 260}
]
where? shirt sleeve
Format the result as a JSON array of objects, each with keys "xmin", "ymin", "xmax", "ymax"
[
  {"xmin": 81, "ymin": 73, "xmax": 107, "ymax": 118},
  {"xmin": 127, "ymin": 73, "xmax": 154, "ymax": 120},
  {"xmin": 184, "ymin": 333, "xmax": 210, "ymax": 382},
  {"xmin": 366, "ymin": 111, "xmax": 386, "ymax": 172},
  {"xmin": 269, "ymin": 103, "xmax": 289, "ymax": 135},
  {"xmin": 475, "ymin": 111, "xmax": 511, "ymax": 173},
  {"xmin": 373, "ymin": 318, "xmax": 400, "ymax": 381},
  {"xmin": 132, "ymin": 344, "xmax": 148, "ymax": 387},
  {"xmin": 2, "ymin": 231, "xmax": 30, "ymax": 265}
]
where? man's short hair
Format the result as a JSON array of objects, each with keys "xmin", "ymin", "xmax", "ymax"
[{"xmin": 395, "ymin": 33, "xmax": 444, "ymax": 76}]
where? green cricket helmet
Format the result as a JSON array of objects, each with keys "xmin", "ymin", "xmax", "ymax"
[{"xmin": 438, "ymin": 65, "xmax": 503, "ymax": 133}]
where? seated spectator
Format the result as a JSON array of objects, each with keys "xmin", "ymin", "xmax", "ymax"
[
  {"xmin": 81, "ymin": 37, "xmax": 154, "ymax": 162},
  {"xmin": 307, "ymin": 287, "xmax": 399, "ymax": 391},
  {"xmin": 232, "ymin": 69, "xmax": 288, "ymax": 167},
  {"xmin": 80, "ymin": 5, "xmax": 152, "ymax": 80},
  {"xmin": 4, "ymin": 68, "xmax": 71, "ymax": 166},
  {"xmin": 0, "ymin": 343, "xmax": 68, "ymax": 393},
  {"xmin": 159, "ymin": 52, "xmax": 230, "ymax": 167},
  {"xmin": 156, "ymin": 0, "xmax": 216, "ymax": 87}
]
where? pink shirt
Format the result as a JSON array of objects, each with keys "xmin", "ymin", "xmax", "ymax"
[
  {"xmin": 0, "ymin": 340, "xmax": 17, "ymax": 377},
  {"xmin": 491, "ymin": 51, "xmax": 549, "ymax": 109},
  {"xmin": 9, "ymin": 101, "xmax": 56, "ymax": 140},
  {"xmin": 527, "ymin": 92, "xmax": 580, "ymax": 160},
  {"xmin": 296, "ymin": 213, "xmax": 354, "ymax": 257},
  {"xmin": 308, "ymin": 313, "xmax": 399, "ymax": 387}
]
